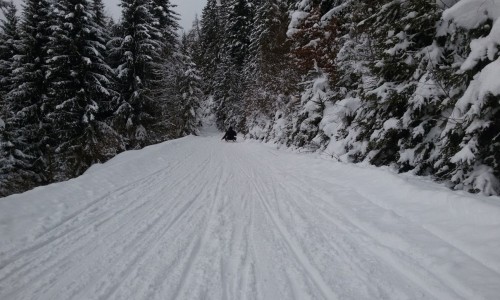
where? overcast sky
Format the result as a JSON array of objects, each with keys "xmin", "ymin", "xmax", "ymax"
[
  {"xmin": 9, "ymin": 0, "xmax": 207, "ymax": 33},
  {"xmin": 104, "ymin": 0, "xmax": 206, "ymax": 32}
]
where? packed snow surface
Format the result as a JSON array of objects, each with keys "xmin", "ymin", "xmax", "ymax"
[{"xmin": 1, "ymin": 130, "xmax": 500, "ymax": 300}]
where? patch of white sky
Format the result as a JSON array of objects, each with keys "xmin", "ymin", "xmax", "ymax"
[{"xmin": 8, "ymin": 0, "xmax": 207, "ymax": 33}]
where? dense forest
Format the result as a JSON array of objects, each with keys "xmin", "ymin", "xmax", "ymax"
[
  {"xmin": 0, "ymin": 0, "xmax": 203, "ymax": 196},
  {"xmin": 1, "ymin": 0, "xmax": 499, "ymax": 196},
  {"xmin": 188, "ymin": 0, "xmax": 500, "ymax": 196}
]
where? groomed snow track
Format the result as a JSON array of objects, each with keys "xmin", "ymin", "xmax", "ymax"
[{"xmin": 1, "ymin": 132, "xmax": 500, "ymax": 299}]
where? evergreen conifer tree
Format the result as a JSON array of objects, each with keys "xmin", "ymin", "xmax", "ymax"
[
  {"xmin": 435, "ymin": 2, "xmax": 500, "ymax": 194},
  {"xmin": 214, "ymin": 0, "xmax": 254, "ymax": 130},
  {"xmin": 152, "ymin": 0, "xmax": 179, "ymax": 56},
  {"xmin": 0, "ymin": 1, "xmax": 19, "ymax": 99},
  {"xmin": 168, "ymin": 34, "xmax": 204, "ymax": 137},
  {"xmin": 199, "ymin": 0, "xmax": 225, "ymax": 96},
  {"xmin": 44, "ymin": 0, "xmax": 124, "ymax": 179},
  {"xmin": 199, "ymin": 0, "xmax": 232, "ymax": 128},
  {"xmin": 0, "ymin": 1, "xmax": 35, "ymax": 196},
  {"xmin": 185, "ymin": 16, "xmax": 204, "ymax": 68},
  {"xmin": 109, "ymin": 0, "xmax": 165, "ymax": 149},
  {"xmin": 352, "ymin": 0, "xmax": 443, "ymax": 170},
  {"xmin": 4, "ymin": 0, "xmax": 53, "ymax": 185},
  {"xmin": 245, "ymin": 0, "xmax": 294, "ymax": 105}
]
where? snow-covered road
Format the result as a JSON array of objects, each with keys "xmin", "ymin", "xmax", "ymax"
[{"xmin": 1, "ymin": 132, "xmax": 500, "ymax": 300}]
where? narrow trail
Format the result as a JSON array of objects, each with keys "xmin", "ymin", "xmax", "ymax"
[{"xmin": 1, "ymin": 133, "xmax": 499, "ymax": 299}]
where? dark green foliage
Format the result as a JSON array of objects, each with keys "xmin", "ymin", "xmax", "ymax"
[
  {"xmin": 3, "ymin": 0, "xmax": 54, "ymax": 187},
  {"xmin": 0, "ymin": 1, "xmax": 19, "ymax": 99},
  {"xmin": 152, "ymin": 0, "xmax": 179, "ymax": 57},
  {"xmin": 0, "ymin": 3, "xmax": 37, "ymax": 196},
  {"xmin": 0, "ymin": 0, "xmax": 200, "ymax": 197},
  {"xmin": 109, "ymin": 0, "xmax": 166, "ymax": 149},
  {"xmin": 352, "ymin": 0, "xmax": 446, "ymax": 171},
  {"xmin": 45, "ymin": 0, "xmax": 124, "ymax": 179},
  {"xmin": 168, "ymin": 35, "xmax": 204, "ymax": 137}
]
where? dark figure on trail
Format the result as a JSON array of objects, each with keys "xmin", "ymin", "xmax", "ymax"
[{"xmin": 222, "ymin": 127, "xmax": 237, "ymax": 142}]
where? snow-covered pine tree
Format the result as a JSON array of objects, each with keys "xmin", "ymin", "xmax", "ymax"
[
  {"xmin": 199, "ymin": 0, "xmax": 235, "ymax": 129},
  {"xmin": 311, "ymin": 0, "xmax": 371, "ymax": 160},
  {"xmin": 251, "ymin": 0, "xmax": 294, "ymax": 94},
  {"xmin": 288, "ymin": 0, "xmax": 338, "ymax": 80},
  {"xmin": 0, "ymin": 1, "xmax": 19, "ymax": 99},
  {"xmin": 184, "ymin": 16, "xmax": 204, "ymax": 69},
  {"xmin": 0, "ymin": 1, "xmax": 37, "ymax": 196},
  {"xmin": 199, "ymin": 0, "xmax": 224, "ymax": 97},
  {"xmin": 351, "ymin": 0, "xmax": 443, "ymax": 171},
  {"xmin": 149, "ymin": 0, "xmax": 186, "ymax": 142},
  {"xmin": 284, "ymin": 0, "xmax": 342, "ymax": 148},
  {"xmin": 215, "ymin": 0, "xmax": 255, "ymax": 130},
  {"xmin": 0, "ymin": 114, "xmax": 37, "ymax": 197},
  {"xmin": 243, "ymin": 0, "xmax": 296, "ymax": 141},
  {"xmin": 92, "ymin": 0, "xmax": 120, "ymax": 122},
  {"xmin": 109, "ymin": 0, "xmax": 165, "ymax": 149},
  {"xmin": 92, "ymin": 0, "xmax": 108, "ymax": 28},
  {"xmin": 42, "ymin": 0, "xmax": 124, "ymax": 179},
  {"xmin": 106, "ymin": 17, "xmax": 124, "ymax": 73},
  {"xmin": 291, "ymin": 67, "xmax": 331, "ymax": 149},
  {"xmin": 225, "ymin": 0, "xmax": 253, "ymax": 69},
  {"xmin": 168, "ymin": 34, "xmax": 204, "ymax": 137},
  {"xmin": 4, "ymin": 0, "xmax": 54, "ymax": 186},
  {"xmin": 435, "ymin": 0, "xmax": 500, "ymax": 195},
  {"xmin": 152, "ymin": 0, "xmax": 179, "ymax": 57}
]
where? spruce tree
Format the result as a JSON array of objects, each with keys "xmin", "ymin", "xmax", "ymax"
[
  {"xmin": 0, "ymin": 1, "xmax": 19, "ymax": 99},
  {"xmin": 109, "ymin": 0, "xmax": 165, "ymax": 149},
  {"xmin": 199, "ymin": 0, "xmax": 225, "ymax": 96},
  {"xmin": 93, "ymin": 0, "xmax": 108, "ymax": 28},
  {"xmin": 152, "ymin": 0, "xmax": 179, "ymax": 56},
  {"xmin": 285, "ymin": 0, "xmax": 344, "ymax": 148},
  {"xmin": 242, "ymin": 0, "xmax": 298, "ymax": 141},
  {"xmin": 225, "ymin": 0, "xmax": 253, "ymax": 68},
  {"xmin": 168, "ymin": 34, "xmax": 204, "ymax": 137},
  {"xmin": 245, "ymin": 0, "xmax": 294, "ymax": 103},
  {"xmin": 352, "ymin": 0, "xmax": 443, "ymax": 169},
  {"xmin": 44, "ymin": 0, "xmax": 124, "ymax": 179},
  {"xmin": 435, "ymin": 2, "xmax": 500, "ymax": 194},
  {"xmin": 0, "ymin": 1, "xmax": 34, "ymax": 196},
  {"xmin": 4, "ymin": 0, "xmax": 53, "ymax": 185},
  {"xmin": 215, "ymin": 0, "xmax": 255, "ymax": 130},
  {"xmin": 93, "ymin": 0, "xmax": 119, "ymax": 121},
  {"xmin": 185, "ymin": 16, "xmax": 204, "ymax": 68},
  {"xmin": 199, "ymin": 0, "xmax": 231, "ymax": 128}
]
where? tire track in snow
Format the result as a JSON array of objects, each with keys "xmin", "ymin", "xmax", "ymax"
[
  {"xmin": 274, "ymin": 157, "xmax": 500, "ymax": 276},
  {"xmin": 2, "ymin": 136, "xmax": 498, "ymax": 300},
  {"xmin": 251, "ymin": 149, "xmax": 454, "ymax": 298},
  {"xmin": 0, "ymin": 148, "xmax": 197, "ymax": 277},
  {"xmin": 218, "ymin": 149, "xmax": 260, "ymax": 300},
  {"xmin": 278, "ymin": 171, "xmax": 494, "ymax": 299},
  {"xmin": 106, "ymin": 146, "xmax": 227, "ymax": 300},
  {"xmin": 170, "ymin": 147, "xmax": 230, "ymax": 300},
  {"xmin": 234, "ymin": 145, "xmax": 438, "ymax": 299},
  {"xmin": 97, "ymin": 180, "xmax": 214, "ymax": 300},
  {"xmin": 53, "ymin": 152, "xmax": 214, "ymax": 300},
  {"xmin": 0, "ymin": 145, "xmax": 204, "ymax": 299},
  {"xmin": 260, "ymin": 167, "xmax": 440, "ymax": 299},
  {"xmin": 232, "ymin": 148, "xmax": 339, "ymax": 300},
  {"xmin": 243, "ymin": 144, "xmax": 496, "ymax": 300}
]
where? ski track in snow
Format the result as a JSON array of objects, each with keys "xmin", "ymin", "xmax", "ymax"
[{"xmin": 1, "ymin": 132, "xmax": 500, "ymax": 300}]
